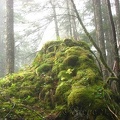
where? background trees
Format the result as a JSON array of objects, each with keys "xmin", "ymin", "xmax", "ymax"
[
  {"xmin": 0, "ymin": 0, "xmax": 120, "ymax": 119},
  {"xmin": 0, "ymin": 0, "xmax": 119, "ymax": 79}
]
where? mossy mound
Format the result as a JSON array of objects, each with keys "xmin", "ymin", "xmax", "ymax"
[{"xmin": 0, "ymin": 39, "xmax": 119, "ymax": 119}]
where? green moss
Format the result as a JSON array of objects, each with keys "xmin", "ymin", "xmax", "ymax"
[
  {"xmin": 64, "ymin": 39, "xmax": 75, "ymax": 47},
  {"xmin": 19, "ymin": 89, "xmax": 32, "ymax": 98},
  {"xmin": 24, "ymin": 96, "xmax": 36, "ymax": 104},
  {"xmin": 95, "ymin": 115, "xmax": 109, "ymax": 120},
  {"xmin": 65, "ymin": 46, "xmax": 89, "ymax": 56},
  {"xmin": 74, "ymin": 69, "xmax": 101, "ymax": 86},
  {"xmin": 77, "ymin": 40, "xmax": 90, "ymax": 50},
  {"xmin": 64, "ymin": 39, "xmax": 90, "ymax": 50},
  {"xmin": 58, "ymin": 70, "xmax": 72, "ymax": 81},
  {"xmin": 43, "ymin": 84, "xmax": 52, "ymax": 91},
  {"xmin": 68, "ymin": 85, "xmax": 110, "ymax": 111},
  {"xmin": 44, "ymin": 75, "xmax": 53, "ymax": 83},
  {"xmin": 36, "ymin": 63, "xmax": 52, "ymax": 75},
  {"xmin": 68, "ymin": 86, "xmax": 94, "ymax": 109},
  {"xmin": 63, "ymin": 55, "xmax": 79, "ymax": 67},
  {"xmin": 32, "ymin": 52, "xmax": 43, "ymax": 67},
  {"xmin": 53, "ymin": 105, "xmax": 69, "ymax": 119},
  {"xmin": 55, "ymin": 82, "xmax": 71, "ymax": 104},
  {"xmin": 0, "ymin": 39, "xmax": 118, "ymax": 119},
  {"xmin": 42, "ymin": 40, "xmax": 62, "ymax": 53},
  {"xmin": 46, "ymin": 52, "xmax": 55, "ymax": 57}
]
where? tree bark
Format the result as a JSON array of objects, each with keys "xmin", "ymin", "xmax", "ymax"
[
  {"xmin": 72, "ymin": 14, "xmax": 78, "ymax": 40},
  {"xmin": 6, "ymin": 0, "xmax": 15, "ymax": 74},
  {"xmin": 102, "ymin": 0, "xmax": 114, "ymax": 70},
  {"xmin": 93, "ymin": 0, "xmax": 106, "ymax": 59},
  {"xmin": 93, "ymin": 0, "xmax": 107, "ymax": 78},
  {"xmin": 106, "ymin": 0, "xmax": 120, "ymax": 77},
  {"xmin": 66, "ymin": 0, "xmax": 72, "ymax": 37},
  {"xmin": 115, "ymin": 0, "xmax": 120, "ymax": 42},
  {"xmin": 92, "ymin": 0, "xmax": 98, "ymax": 44},
  {"xmin": 0, "ymin": 0, "xmax": 5, "ymax": 77},
  {"xmin": 50, "ymin": 0, "xmax": 60, "ymax": 39}
]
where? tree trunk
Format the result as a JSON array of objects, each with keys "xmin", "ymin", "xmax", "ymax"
[
  {"xmin": 93, "ymin": 0, "xmax": 106, "ymax": 58},
  {"xmin": 106, "ymin": 0, "xmax": 120, "ymax": 77},
  {"xmin": 70, "ymin": 1, "xmax": 78, "ymax": 40},
  {"xmin": 102, "ymin": 0, "xmax": 114, "ymax": 70},
  {"xmin": 50, "ymin": 0, "xmax": 60, "ymax": 39},
  {"xmin": 0, "ymin": 0, "xmax": 5, "ymax": 77},
  {"xmin": 72, "ymin": 15, "xmax": 78, "ymax": 40},
  {"xmin": 92, "ymin": 0, "xmax": 98, "ymax": 44},
  {"xmin": 66, "ymin": 0, "xmax": 72, "ymax": 37},
  {"xmin": 115, "ymin": 0, "xmax": 120, "ymax": 42},
  {"xmin": 6, "ymin": 0, "xmax": 15, "ymax": 74},
  {"xmin": 93, "ymin": 0, "xmax": 107, "ymax": 78}
]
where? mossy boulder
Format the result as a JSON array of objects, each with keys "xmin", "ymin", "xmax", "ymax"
[{"xmin": 0, "ymin": 39, "xmax": 119, "ymax": 120}]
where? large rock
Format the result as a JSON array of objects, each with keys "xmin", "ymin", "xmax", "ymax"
[{"xmin": 0, "ymin": 39, "xmax": 117, "ymax": 120}]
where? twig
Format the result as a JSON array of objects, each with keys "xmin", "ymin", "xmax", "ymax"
[
  {"xmin": 107, "ymin": 105, "xmax": 120, "ymax": 120},
  {"xmin": 18, "ymin": 104, "xmax": 45, "ymax": 119},
  {"xmin": 4, "ymin": 102, "xmax": 16, "ymax": 118}
]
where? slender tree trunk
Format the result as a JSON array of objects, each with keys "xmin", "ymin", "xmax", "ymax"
[
  {"xmin": 92, "ymin": 0, "xmax": 98, "ymax": 44},
  {"xmin": 50, "ymin": 0, "xmax": 60, "ymax": 39},
  {"xmin": 72, "ymin": 15, "xmax": 78, "ymax": 40},
  {"xmin": 115, "ymin": 0, "xmax": 120, "ymax": 42},
  {"xmin": 70, "ymin": 1, "xmax": 78, "ymax": 40},
  {"xmin": 106, "ymin": 0, "xmax": 120, "ymax": 77},
  {"xmin": 102, "ymin": 0, "xmax": 114, "ymax": 70},
  {"xmin": 93, "ymin": 0, "xmax": 107, "ymax": 78},
  {"xmin": 66, "ymin": 0, "xmax": 72, "ymax": 37},
  {"xmin": 6, "ymin": 0, "xmax": 15, "ymax": 74},
  {"xmin": 93, "ymin": 0, "xmax": 106, "ymax": 59},
  {"xmin": 0, "ymin": 0, "xmax": 5, "ymax": 77}
]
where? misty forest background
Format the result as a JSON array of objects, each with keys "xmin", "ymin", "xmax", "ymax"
[
  {"xmin": 1, "ymin": 0, "xmax": 120, "ymax": 119},
  {"xmin": 0, "ymin": 0, "xmax": 120, "ymax": 81}
]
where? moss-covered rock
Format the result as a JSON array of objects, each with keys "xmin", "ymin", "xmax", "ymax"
[{"xmin": 0, "ymin": 39, "xmax": 119, "ymax": 120}]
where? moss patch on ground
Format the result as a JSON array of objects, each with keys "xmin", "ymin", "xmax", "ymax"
[{"xmin": 0, "ymin": 39, "xmax": 119, "ymax": 120}]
